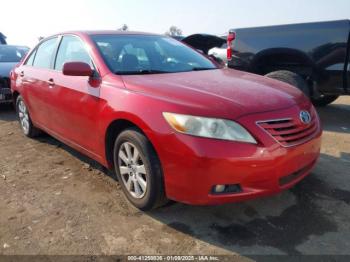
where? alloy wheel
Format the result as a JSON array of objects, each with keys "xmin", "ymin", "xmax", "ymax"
[
  {"xmin": 18, "ymin": 100, "xmax": 30, "ymax": 134},
  {"xmin": 118, "ymin": 142, "xmax": 148, "ymax": 199}
]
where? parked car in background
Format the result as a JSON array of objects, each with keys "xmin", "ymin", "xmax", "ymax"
[
  {"xmin": 0, "ymin": 45, "xmax": 29, "ymax": 103},
  {"xmin": 183, "ymin": 20, "xmax": 350, "ymax": 106},
  {"xmin": 0, "ymin": 33, "xmax": 6, "ymax": 44},
  {"xmin": 182, "ymin": 34, "xmax": 226, "ymax": 63},
  {"xmin": 12, "ymin": 31, "xmax": 321, "ymax": 210}
]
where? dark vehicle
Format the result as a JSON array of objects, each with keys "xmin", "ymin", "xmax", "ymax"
[
  {"xmin": 182, "ymin": 34, "xmax": 227, "ymax": 63},
  {"xmin": 183, "ymin": 20, "xmax": 350, "ymax": 106},
  {"xmin": 0, "ymin": 33, "xmax": 6, "ymax": 45},
  {"xmin": 0, "ymin": 45, "xmax": 29, "ymax": 103}
]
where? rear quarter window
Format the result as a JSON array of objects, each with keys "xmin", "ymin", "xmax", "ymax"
[{"xmin": 24, "ymin": 50, "xmax": 37, "ymax": 66}]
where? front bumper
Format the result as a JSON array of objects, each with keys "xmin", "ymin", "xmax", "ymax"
[
  {"xmin": 0, "ymin": 88, "xmax": 12, "ymax": 102},
  {"xmin": 0, "ymin": 75, "xmax": 12, "ymax": 102},
  {"xmin": 155, "ymin": 102, "xmax": 322, "ymax": 205}
]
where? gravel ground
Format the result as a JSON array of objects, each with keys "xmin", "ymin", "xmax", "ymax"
[{"xmin": 0, "ymin": 97, "xmax": 349, "ymax": 259}]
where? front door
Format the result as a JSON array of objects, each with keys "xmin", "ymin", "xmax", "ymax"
[{"xmin": 47, "ymin": 35, "xmax": 103, "ymax": 155}]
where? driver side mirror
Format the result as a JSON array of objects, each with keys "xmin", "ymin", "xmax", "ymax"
[{"xmin": 63, "ymin": 62, "xmax": 93, "ymax": 77}]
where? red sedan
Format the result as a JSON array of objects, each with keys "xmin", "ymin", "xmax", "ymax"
[{"xmin": 11, "ymin": 31, "xmax": 322, "ymax": 210}]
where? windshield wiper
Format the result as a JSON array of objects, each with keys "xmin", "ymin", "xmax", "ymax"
[
  {"xmin": 115, "ymin": 69, "xmax": 170, "ymax": 75},
  {"xmin": 191, "ymin": 67, "xmax": 217, "ymax": 71}
]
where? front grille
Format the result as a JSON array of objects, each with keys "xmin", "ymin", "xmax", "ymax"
[{"xmin": 257, "ymin": 111, "xmax": 318, "ymax": 147}]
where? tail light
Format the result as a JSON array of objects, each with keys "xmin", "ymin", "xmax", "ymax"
[{"xmin": 227, "ymin": 31, "xmax": 236, "ymax": 61}]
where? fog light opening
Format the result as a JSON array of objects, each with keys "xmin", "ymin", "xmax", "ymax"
[
  {"xmin": 212, "ymin": 184, "xmax": 242, "ymax": 195},
  {"xmin": 214, "ymin": 185, "xmax": 226, "ymax": 193}
]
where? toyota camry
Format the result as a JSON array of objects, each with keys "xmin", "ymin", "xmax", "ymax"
[{"xmin": 11, "ymin": 31, "xmax": 322, "ymax": 210}]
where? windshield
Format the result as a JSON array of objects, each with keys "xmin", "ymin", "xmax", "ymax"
[
  {"xmin": 0, "ymin": 46, "xmax": 28, "ymax": 63},
  {"xmin": 91, "ymin": 34, "xmax": 217, "ymax": 75}
]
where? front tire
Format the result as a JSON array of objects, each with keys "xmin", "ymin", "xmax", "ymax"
[
  {"xmin": 16, "ymin": 95, "xmax": 41, "ymax": 138},
  {"xmin": 312, "ymin": 95, "xmax": 339, "ymax": 107},
  {"xmin": 265, "ymin": 70, "xmax": 310, "ymax": 98},
  {"xmin": 113, "ymin": 128, "xmax": 167, "ymax": 210}
]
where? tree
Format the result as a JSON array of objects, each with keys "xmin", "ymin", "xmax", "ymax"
[
  {"xmin": 165, "ymin": 26, "xmax": 183, "ymax": 36},
  {"xmin": 118, "ymin": 24, "xmax": 129, "ymax": 31}
]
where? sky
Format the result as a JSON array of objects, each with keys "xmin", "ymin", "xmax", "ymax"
[{"xmin": 1, "ymin": 0, "xmax": 349, "ymax": 47}]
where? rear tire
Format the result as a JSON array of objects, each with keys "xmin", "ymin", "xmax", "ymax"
[
  {"xmin": 312, "ymin": 95, "xmax": 339, "ymax": 107},
  {"xmin": 113, "ymin": 127, "xmax": 167, "ymax": 210},
  {"xmin": 265, "ymin": 70, "xmax": 310, "ymax": 98},
  {"xmin": 16, "ymin": 95, "xmax": 41, "ymax": 138}
]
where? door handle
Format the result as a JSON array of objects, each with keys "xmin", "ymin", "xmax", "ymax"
[
  {"xmin": 47, "ymin": 78, "xmax": 55, "ymax": 87},
  {"xmin": 20, "ymin": 71, "xmax": 24, "ymax": 77}
]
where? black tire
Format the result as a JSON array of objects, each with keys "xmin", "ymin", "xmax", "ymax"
[
  {"xmin": 113, "ymin": 127, "xmax": 167, "ymax": 210},
  {"xmin": 312, "ymin": 95, "xmax": 339, "ymax": 107},
  {"xmin": 265, "ymin": 70, "xmax": 310, "ymax": 98},
  {"xmin": 16, "ymin": 95, "xmax": 41, "ymax": 138}
]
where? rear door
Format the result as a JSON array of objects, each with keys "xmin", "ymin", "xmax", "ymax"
[
  {"xmin": 47, "ymin": 35, "xmax": 102, "ymax": 155},
  {"xmin": 19, "ymin": 37, "xmax": 58, "ymax": 127}
]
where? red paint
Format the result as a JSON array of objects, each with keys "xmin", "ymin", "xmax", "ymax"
[
  {"xmin": 11, "ymin": 31, "xmax": 322, "ymax": 205},
  {"xmin": 63, "ymin": 62, "xmax": 94, "ymax": 77},
  {"xmin": 227, "ymin": 31, "xmax": 236, "ymax": 60}
]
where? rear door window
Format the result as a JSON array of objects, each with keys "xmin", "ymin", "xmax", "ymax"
[{"xmin": 33, "ymin": 38, "xmax": 58, "ymax": 69}]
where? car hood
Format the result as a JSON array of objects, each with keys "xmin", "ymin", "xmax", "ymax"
[
  {"xmin": 181, "ymin": 34, "xmax": 226, "ymax": 54},
  {"xmin": 0, "ymin": 62, "xmax": 17, "ymax": 77},
  {"xmin": 121, "ymin": 68, "xmax": 306, "ymax": 119}
]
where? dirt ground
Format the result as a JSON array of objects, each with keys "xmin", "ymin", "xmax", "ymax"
[{"xmin": 0, "ymin": 97, "xmax": 349, "ymax": 259}]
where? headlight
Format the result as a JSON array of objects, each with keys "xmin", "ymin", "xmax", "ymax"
[{"xmin": 163, "ymin": 112, "xmax": 257, "ymax": 144}]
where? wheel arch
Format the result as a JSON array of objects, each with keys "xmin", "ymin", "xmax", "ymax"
[
  {"xmin": 251, "ymin": 48, "xmax": 315, "ymax": 77},
  {"xmin": 12, "ymin": 90, "xmax": 20, "ymax": 106},
  {"xmin": 104, "ymin": 115, "xmax": 160, "ymax": 170}
]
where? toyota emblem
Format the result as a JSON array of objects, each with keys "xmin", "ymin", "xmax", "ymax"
[{"xmin": 300, "ymin": 111, "xmax": 311, "ymax": 124}]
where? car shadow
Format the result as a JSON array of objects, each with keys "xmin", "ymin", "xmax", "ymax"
[
  {"xmin": 0, "ymin": 103, "xmax": 16, "ymax": 122},
  {"xmin": 144, "ymin": 101, "xmax": 350, "ymax": 256},
  {"xmin": 35, "ymin": 135, "xmax": 117, "ymax": 181},
  {"xmin": 30, "ymin": 130, "xmax": 350, "ymax": 255},
  {"xmin": 6, "ymin": 99, "xmax": 348, "ymax": 256},
  {"xmin": 147, "ymin": 152, "xmax": 350, "ymax": 256},
  {"xmin": 317, "ymin": 102, "xmax": 350, "ymax": 134}
]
